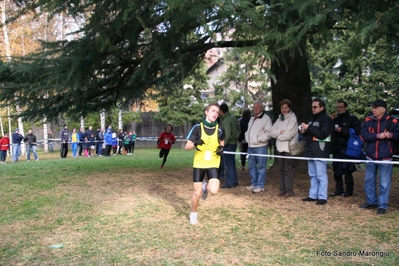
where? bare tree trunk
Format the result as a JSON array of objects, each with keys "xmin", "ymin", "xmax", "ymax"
[
  {"xmin": 0, "ymin": 114, "xmax": 4, "ymax": 136},
  {"xmin": 43, "ymin": 121, "xmax": 48, "ymax": 153},
  {"xmin": 271, "ymin": 39, "xmax": 311, "ymax": 171},
  {"xmin": 100, "ymin": 110, "xmax": 106, "ymax": 130},
  {"xmin": 271, "ymin": 38, "xmax": 312, "ymax": 124},
  {"xmin": 118, "ymin": 109, "xmax": 123, "ymax": 130},
  {"xmin": 1, "ymin": 0, "xmax": 11, "ymax": 61},
  {"xmin": 80, "ymin": 117, "xmax": 85, "ymax": 130}
]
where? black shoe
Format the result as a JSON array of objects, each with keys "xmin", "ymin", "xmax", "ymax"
[
  {"xmin": 233, "ymin": 183, "xmax": 238, "ymax": 187},
  {"xmin": 220, "ymin": 184, "xmax": 234, "ymax": 189},
  {"xmin": 343, "ymin": 192, "xmax": 353, "ymax": 197},
  {"xmin": 359, "ymin": 203, "xmax": 378, "ymax": 209},
  {"xmin": 302, "ymin": 197, "xmax": 317, "ymax": 202},
  {"xmin": 330, "ymin": 191, "xmax": 344, "ymax": 197},
  {"xmin": 377, "ymin": 208, "xmax": 387, "ymax": 215},
  {"xmin": 316, "ymin": 199, "xmax": 327, "ymax": 205}
]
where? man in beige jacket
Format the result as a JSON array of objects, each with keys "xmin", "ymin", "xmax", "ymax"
[{"xmin": 245, "ymin": 101, "xmax": 272, "ymax": 193}]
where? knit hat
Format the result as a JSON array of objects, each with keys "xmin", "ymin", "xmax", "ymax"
[{"xmin": 15, "ymin": 128, "xmax": 19, "ymax": 132}]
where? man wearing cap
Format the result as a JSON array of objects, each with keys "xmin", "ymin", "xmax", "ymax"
[
  {"xmin": 360, "ymin": 99, "xmax": 399, "ymax": 214},
  {"xmin": 60, "ymin": 124, "xmax": 69, "ymax": 158},
  {"xmin": 12, "ymin": 128, "xmax": 24, "ymax": 162}
]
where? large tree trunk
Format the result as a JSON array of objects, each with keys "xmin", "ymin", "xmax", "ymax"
[{"xmin": 271, "ymin": 39, "xmax": 312, "ymax": 124}]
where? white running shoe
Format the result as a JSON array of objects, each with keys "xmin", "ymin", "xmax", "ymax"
[
  {"xmin": 190, "ymin": 212, "xmax": 198, "ymax": 225},
  {"xmin": 246, "ymin": 185, "xmax": 256, "ymax": 191},
  {"xmin": 252, "ymin": 187, "xmax": 264, "ymax": 193}
]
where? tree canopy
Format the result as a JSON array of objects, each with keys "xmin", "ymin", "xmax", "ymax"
[{"xmin": 1, "ymin": 0, "xmax": 398, "ymax": 122}]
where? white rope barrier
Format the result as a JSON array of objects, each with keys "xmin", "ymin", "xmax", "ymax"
[
  {"xmin": 34, "ymin": 136, "xmax": 186, "ymax": 145},
  {"xmin": 223, "ymin": 151, "xmax": 399, "ymax": 165}
]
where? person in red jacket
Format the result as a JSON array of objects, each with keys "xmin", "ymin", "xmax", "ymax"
[
  {"xmin": 0, "ymin": 133, "xmax": 10, "ymax": 164},
  {"xmin": 157, "ymin": 124, "xmax": 176, "ymax": 169}
]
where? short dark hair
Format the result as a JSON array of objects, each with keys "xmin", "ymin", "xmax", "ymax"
[
  {"xmin": 242, "ymin": 109, "xmax": 251, "ymax": 119},
  {"xmin": 220, "ymin": 103, "xmax": 229, "ymax": 113},
  {"xmin": 337, "ymin": 99, "xmax": 348, "ymax": 107},
  {"xmin": 313, "ymin": 98, "xmax": 325, "ymax": 108}
]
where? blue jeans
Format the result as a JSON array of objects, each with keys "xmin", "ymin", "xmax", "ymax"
[
  {"xmin": 96, "ymin": 142, "xmax": 103, "ymax": 155},
  {"xmin": 71, "ymin": 142, "xmax": 78, "ymax": 157},
  {"xmin": 248, "ymin": 146, "xmax": 268, "ymax": 188},
  {"xmin": 26, "ymin": 145, "xmax": 38, "ymax": 160},
  {"xmin": 1, "ymin": 150, "xmax": 7, "ymax": 162},
  {"xmin": 364, "ymin": 162, "xmax": 392, "ymax": 210},
  {"xmin": 12, "ymin": 144, "xmax": 21, "ymax": 162},
  {"xmin": 223, "ymin": 143, "xmax": 238, "ymax": 187},
  {"xmin": 308, "ymin": 160, "xmax": 328, "ymax": 200}
]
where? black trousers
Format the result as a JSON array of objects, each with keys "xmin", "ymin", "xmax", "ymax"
[
  {"xmin": 60, "ymin": 143, "xmax": 68, "ymax": 158},
  {"xmin": 333, "ymin": 173, "xmax": 354, "ymax": 194}
]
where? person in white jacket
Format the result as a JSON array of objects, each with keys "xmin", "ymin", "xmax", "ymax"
[
  {"xmin": 245, "ymin": 101, "xmax": 272, "ymax": 193},
  {"xmin": 271, "ymin": 99, "xmax": 298, "ymax": 197}
]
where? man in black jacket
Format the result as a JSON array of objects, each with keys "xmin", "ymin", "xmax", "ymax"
[
  {"xmin": 78, "ymin": 127, "xmax": 86, "ymax": 157},
  {"xmin": 330, "ymin": 100, "xmax": 361, "ymax": 197},
  {"xmin": 300, "ymin": 98, "xmax": 334, "ymax": 205},
  {"xmin": 25, "ymin": 129, "xmax": 39, "ymax": 161}
]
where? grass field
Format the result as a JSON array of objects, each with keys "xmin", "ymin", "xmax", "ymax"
[{"xmin": 0, "ymin": 148, "xmax": 398, "ymax": 265}]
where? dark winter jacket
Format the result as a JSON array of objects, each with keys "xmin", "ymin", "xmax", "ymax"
[
  {"xmin": 238, "ymin": 117, "xmax": 250, "ymax": 143},
  {"xmin": 303, "ymin": 109, "xmax": 334, "ymax": 158},
  {"xmin": 360, "ymin": 113, "xmax": 399, "ymax": 160},
  {"xmin": 12, "ymin": 133, "xmax": 24, "ymax": 144},
  {"xmin": 331, "ymin": 111, "xmax": 361, "ymax": 155},
  {"xmin": 24, "ymin": 133, "xmax": 37, "ymax": 146},
  {"xmin": 60, "ymin": 128, "xmax": 69, "ymax": 143}
]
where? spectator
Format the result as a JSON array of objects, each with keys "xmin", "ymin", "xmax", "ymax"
[
  {"xmin": 60, "ymin": 124, "xmax": 69, "ymax": 158},
  {"xmin": 131, "ymin": 131, "xmax": 137, "ymax": 154},
  {"xmin": 185, "ymin": 103, "xmax": 224, "ymax": 225},
  {"xmin": 330, "ymin": 99, "xmax": 361, "ymax": 197},
  {"xmin": 12, "ymin": 128, "xmax": 24, "ymax": 162},
  {"xmin": 71, "ymin": 128, "xmax": 80, "ymax": 158},
  {"xmin": 238, "ymin": 109, "xmax": 251, "ymax": 171},
  {"xmin": 300, "ymin": 98, "xmax": 334, "ymax": 205},
  {"xmin": 244, "ymin": 101, "xmax": 272, "ymax": 193},
  {"xmin": 219, "ymin": 103, "xmax": 240, "ymax": 188},
  {"xmin": 270, "ymin": 99, "xmax": 298, "ymax": 198},
  {"xmin": 24, "ymin": 129, "xmax": 39, "ymax": 161},
  {"xmin": 96, "ymin": 127, "xmax": 104, "ymax": 156},
  {"xmin": 359, "ymin": 99, "xmax": 399, "ymax": 214},
  {"xmin": 0, "ymin": 133, "xmax": 10, "ymax": 163},
  {"xmin": 83, "ymin": 136, "xmax": 91, "ymax": 157},
  {"xmin": 124, "ymin": 132, "xmax": 132, "ymax": 155},
  {"xmin": 48, "ymin": 130, "xmax": 54, "ymax": 153},
  {"xmin": 112, "ymin": 131, "xmax": 118, "ymax": 155},
  {"xmin": 117, "ymin": 129, "xmax": 125, "ymax": 155},
  {"xmin": 104, "ymin": 127, "xmax": 113, "ymax": 156},
  {"xmin": 85, "ymin": 126, "xmax": 95, "ymax": 156},
  {"xmin": 78, "ymin": 127, "xmax": 86, "ymax": 157}
]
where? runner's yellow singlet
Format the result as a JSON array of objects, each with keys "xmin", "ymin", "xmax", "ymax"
[{"xmin": 193, "ymin": 123, "xmax": 220, "ymax": 168}]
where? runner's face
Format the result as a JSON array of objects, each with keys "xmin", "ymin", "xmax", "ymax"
[{"xmin": 205, "ymin": 106, "xmax": 220, "ymax": 123}]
